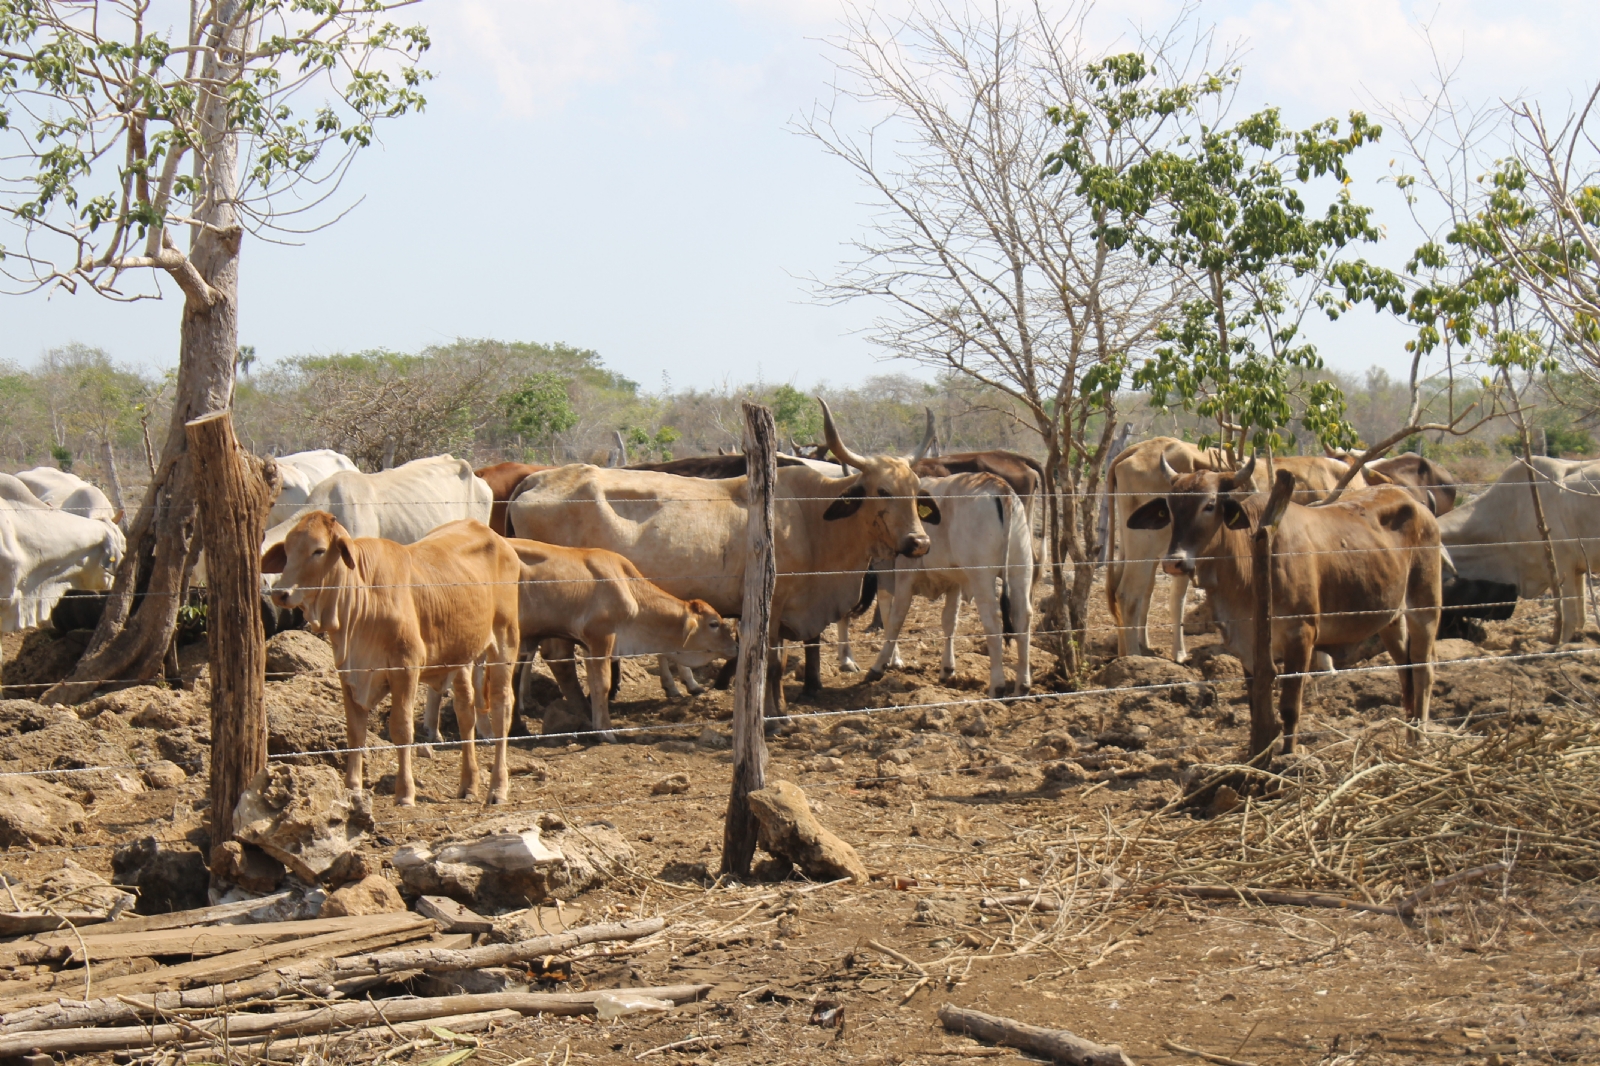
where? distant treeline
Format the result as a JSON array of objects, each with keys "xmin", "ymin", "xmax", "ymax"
[{"xmin": 2, "ymin": 339, "xmax": 1594, "ymax": 496}]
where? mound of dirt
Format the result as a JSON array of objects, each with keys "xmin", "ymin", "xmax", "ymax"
[
  {"xmin": 1094, "ymin": 656, "xmax": 1198, "ymax": 690},
  {"xmin": 1, "ymin": 629, "xmax": 89, "ymax": 698},
  {"xmin": 266, "ymin": 675, "xmax": 349, "ymax": 766},
  {"xmin": 266, "ymin": 630, "xmax": 335, "ymax": 678}
]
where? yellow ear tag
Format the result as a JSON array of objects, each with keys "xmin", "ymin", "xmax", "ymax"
[{"xmin": 918, "ymin": 503, "xmax": 934, "ymax": 519}]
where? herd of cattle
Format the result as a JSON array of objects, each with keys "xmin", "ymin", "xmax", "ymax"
[{"xmin": 0, "ymin": 401, "xmax": 1595, "ymax": 804}]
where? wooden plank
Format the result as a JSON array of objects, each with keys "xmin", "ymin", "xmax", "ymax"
[
  {"xmin": 89, "ymin": 892, "xmax": 293, "ymax": 934},
  {"xmin": 0, "ymin": 912, "xmax": 116, "ymax": 938},
  {"xmin": 0, "ymin": 987, "xmax": 713, "ymax": 1057},
  {"xmin": 0, "ymin": 913, "xmax": 437, "ymax": 1013},
  {"xmin": 416, "ymin": 896, "xmax": 494, "ymax": 935},
  {"xmin": 12, "ymin": 913, "xmax": 422, "ymax": 966}
]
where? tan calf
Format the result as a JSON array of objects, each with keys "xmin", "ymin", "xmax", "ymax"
[
  {"xmin": 262, "ymin": 513, "xmax": 521, "ymax": 806},
  {"xmin": 510, "ymin": 540, "xmax": 739, "ymax": 739}
]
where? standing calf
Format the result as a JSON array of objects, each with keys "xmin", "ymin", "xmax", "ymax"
[{"xmin": 263, "ymin": 514, "xmax": 521, "ymax": 806}]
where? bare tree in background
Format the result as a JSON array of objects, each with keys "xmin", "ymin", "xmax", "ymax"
[{"xmin": 801, "ymin": 1, "xmax": 1200, "ymax": 674}]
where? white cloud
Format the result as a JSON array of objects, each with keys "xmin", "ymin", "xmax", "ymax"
[{"xmin": 438, "ymin": 0, "xmax": 658, "ymax": 117}]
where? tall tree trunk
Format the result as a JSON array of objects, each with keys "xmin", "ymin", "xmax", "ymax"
[
  {"xmin": 188, "ymin": 413, "xmax": 277, "ymax": 850},
  {"xmin": 42, "ymin": 6, "xmax": 248, "ymax": 705}
]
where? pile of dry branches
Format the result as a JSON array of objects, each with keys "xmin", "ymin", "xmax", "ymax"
[{"xmin": 1133, "ymin": 708, "xmax": 1600, "ymax": 902}]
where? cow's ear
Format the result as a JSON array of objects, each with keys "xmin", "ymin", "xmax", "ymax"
[
  {"xmin": 1126, "ymin": 499, "xmax": 1170, "ymax": 530},
  {"xmin": 335, "ymin": 535, "xmax": 356, "ymax": 570},
  {"xmin": 1220, "ymin": 500, "xmax": 1251, "ymax": 530},
  {"xmin": 261, "ymin": 543, "xmax": 287, "ymax": 574},
  {"xmin": 917, "ymin": 493, "xmax": 942, "ymax": 525},
  {"xmin": 1363, "ymin": 467, "xmax": 1392, "ymax": 485},
  {"xmin": 823, "ymin": 484, "xmax": 867, "ymax": 520},
  {"xmin": 1260, "ymin": 469, "xmax": 1295, "ymax": 528}
]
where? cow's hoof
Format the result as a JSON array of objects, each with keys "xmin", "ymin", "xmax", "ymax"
[
  {"xmin": 1013, "ymin": 682, "xmax": 1032, "ymax": 697},
  {"xmin": 394, "ymin": 795, "xmax": 417, "ymax": 809},
  {"xmin": 417, "ymin": 744, "xmax": 435, "ymax": 760},
  {"xmin": 838, "ymin": 660, "xmax": 860, "ymax": 674},
  {"xmin": 595, "ymin": 730, "xmax": 618, "ymax": 744},
  {"xmin": 940, "ymin": 670, "xmax": 957, "ymax": 684},
  {"xmin": 486, "ymin": 791, "xmax": 510, "ymax": 806},
  {"xmin": 862, "ymin": 668, "xmax": 885, "ymax": 684}
]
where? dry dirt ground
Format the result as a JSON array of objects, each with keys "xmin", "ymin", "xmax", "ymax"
[{"xmin": 1, "ymin": 575, "xmax": 1599, "ymax": 1065}]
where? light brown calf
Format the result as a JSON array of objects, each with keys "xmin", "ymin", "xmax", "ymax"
[
  {"xmin": 508, "ymin": 539, "xmax": 739, "ymax": 738},
  {"xmin": 262, "ymin": 514, "xmax": 521, "ymax": 806}
]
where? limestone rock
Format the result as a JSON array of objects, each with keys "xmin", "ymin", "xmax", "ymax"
[
  {"xmin": 233, "ymin": 764, "xmax": 373, "ymax": 883},
  {"xmin": 209, "ymin": 841, "xmax": 286, "ymax": 895},
  {"xmin": 112, "ymin": 837, "xmax": 209, "ymax": 915},
  {"xmin": 0, "ymin": 775, "xmax": 87, "ymax": 847},
  {"xmin": 141, "ymin": 760, "xmax": 187, "ymax": 790},
  {"xmin": 322, "ymin": 849, "xmax": 373, "ymax": 890},
  {"xmin": 319, "ymin": 874, "xmax": 405, "ymax": 917},
  {"xmin": 265, "ymin": 630, "xmax": 335, "ymax": 678},
  {"xmin": 24, "ymin": 858, "xmax": 136, "ymax": 917},
  {"xmin": 392, "ymin": 813, "xmax": 634, "ymax": 912},
  {"xmin": 746, "ymin": 780, "xmax": 869, "ymax": 884}
]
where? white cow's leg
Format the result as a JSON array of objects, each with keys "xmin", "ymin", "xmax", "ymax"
[
  {"xmin": 1009, "ymin": 568, "xmax": 1033, "ymax": 695},
  {"xmin": 1562, "ymin": 566, "xmax": 1586, "ymax": 644},
  {"xmin": 1169, "ymin": 570, "xmax": 1192, "ymax": 662},
  {"xmin": 585, "ymin": 633, "xmax": 618, "ymax": 741},
  {"xmin": 836, "ymin": 617, "xmax": 860, "ymax": 673},
  {"xmin": 418, "ymin": 685, "xmax": 441, "ymax": 759},
  {"xmin": 675, "ymin": 659, "xmax": 705, "ymax": 695},
  {"xmin": 865, "ymin": 569, "xmax": 918, "ymax": 682},
  {"xmin": 445, "ymin": 665, "xmax": 479, "ymax": 800},
  {"xmin": 656, "ymin": 655, "xmax": 684, "ymax": 698},
  {"xmin": 340, "ymin": 681, "xmax": 371, "ymax": 798},
  {"xmin": 1116, "ymin": 542, "xmax": 1158, "ymax": 657}
]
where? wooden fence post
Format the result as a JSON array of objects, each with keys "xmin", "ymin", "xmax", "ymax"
[
  {"xmin": 722, "ymin": 402, "xmax": 776, "ymax": 877},
  {"xmin": 1247, "ymin": 523, "xmax": 1277, "ymax": 762},
  {"xmin": 186, "ymin": 411, "xmax": 279, "ymax": 853}
]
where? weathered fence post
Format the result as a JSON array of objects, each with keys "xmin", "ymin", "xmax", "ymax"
[
  {"xmin": 1247, "ymin": 522, "xmax": 1277, "ymax": 762},
  {"xmin": 186, "ymin": 411, "xmax": 279, "ymax": 852},
  {"xmin": 722, "ymin": 402, "xmax": 776, "ymax": 877}
]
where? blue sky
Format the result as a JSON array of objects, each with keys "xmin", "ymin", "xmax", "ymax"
[{"xmin": 5, "ymin": 0, "xmax": 1598, "ymax": 389}]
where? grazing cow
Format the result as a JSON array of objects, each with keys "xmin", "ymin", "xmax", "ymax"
[
  {"xmin": 508, "ymin": 401, "xmax": 935, "ymax": 713},
  {"xmin": 16, "ymin": 468, "xmax": 118, "ymax": 523},
  {"xmin": 1127, "ymin": 458, "xmax": 1441, "ymax": 749},
  {"xmin": 865, "ymin": 473, "xmax": 1033, "ymax": 696},
  {"xmin": 1107, "ymin": 438, "xmax": 1371, "ymax": 660},
  {"xmin": 269, "ymin": 450, "xmax": 359, "ymax": 526},
  {"xmin": 1437, "ymin": 456, "xmax": 1600, "ymax": 644},
  {"xmin": 0, "ymin": 473, "xmax": 125, "ymax": 632},
  {"xmin": 262, "ymin": 514, "xmax": 521, "ymax": 806},
  {"xmin": 505, "ymin": 540, "xmax": 740, "ymax": 737},
  {"xmin": 475, "ymin": 462, "xmax": 552, "ymax": 537}
]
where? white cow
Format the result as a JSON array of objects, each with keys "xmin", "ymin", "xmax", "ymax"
[
  {"xmin": 260, "ymin": 455, "xmax": 495, "ymax": 756},
  {"xmin": 16, "ymin": 468, "xmax": 118, "ymax": 523},
  {"xmin": 0, "ymin": 473, "xmax": 126, "ymax": 631},
  {"xmin": 864, "ymin": 472, "xmax": 1033, "ymax": 696},
  {"xmin": 269, "ymin": 449, "xmax": 359, "ymax": 526},
  {"xmin": 1439, "ymin": 456, "xmax": 1600, "ymax": 644}
]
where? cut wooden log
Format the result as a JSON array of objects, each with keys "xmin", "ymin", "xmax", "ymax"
[
  {"xmin": 415, "ymin": 896, "xmax": 494, "ymax": 935},
  {"xmin": 7, "ymin": 913, "xmax": 416, "ymax": 966},
  {"xmin": 0, "ymin": 917, "xmax": 663, "ymax": 1033},
  {"xmin": 0, "ymin": 986, "xmax": 712, "ymax": 1056},
  {"xmin": 232, "ymin": 1008, "xmax": 520, "ymax": 1056},
  {"xmin": 937, "ymin": 1004, "xmax": 1133, "ymax": 1066}
]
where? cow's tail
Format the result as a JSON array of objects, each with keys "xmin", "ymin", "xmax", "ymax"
[
  {"xmin": 1106, "ymin": 452, "xmax": 1124, "ymax": 630},
  {"xmin": 999, "ymin": 484, "xmax": 1029, "ymax": 641}
]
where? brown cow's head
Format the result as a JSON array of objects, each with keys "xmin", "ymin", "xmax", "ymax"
[
  {"xmin": 679, "ymin": 599, "xmax": 740, "ymax": 661},
  {"xmin": 260, "ymin": 510, "xmax": 355, "ymax": 618},
  {"xmin": 1126, "ymin": 457, "xmax": 1294, "ymax": 577},
  {"xmin": 816, "ymin": 399, "xmax": 936, "ymax": 558}
]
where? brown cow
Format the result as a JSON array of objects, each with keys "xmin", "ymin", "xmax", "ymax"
[
  {"xmin": 1107, "ymin": 438, "xmax": 1372, "ymax": 660},
  {"xmin": 507, "ymin": 540, "xmax": 740, "ymax": 738},
  {"xmin": 1324, "ymin": 450, "xmax": 1459, "ymax": 516},
  {"xmin": 475, "ymin": 462, "xmax": 552, "ymax": 536},
  {"xmin": 262, "ymin": 514, "xmax": 522, "ymax": 806},
  {"xmin": 1127, "ymin": 457, "xmax": 1441, "ymax": 750}
]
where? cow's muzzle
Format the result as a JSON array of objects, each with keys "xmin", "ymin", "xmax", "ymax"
[
  {"xmin": 270, "ymin": 587, "xmax": 296, "ymax": 609},
  {"xmin": 900, "ymin": 534, "xmax": 931, "ymax": 558},
  {"xmin": 1161, "ymin": 556, "xmax": 1193, "ymax": 578}
]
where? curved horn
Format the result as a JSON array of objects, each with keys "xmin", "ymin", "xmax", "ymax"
[
  {"xmin": 914, "ymin": 407, "xmax": 937, "ymax": 461},
  {"xmin": 1230, "ymin": 454, "xmax": 1257, "ymax": 490},
  {"xmin": 819, "ymin": 398, "xmax": 870, "ymax": 470},
  {"xmin": 1158, "ymin": 454, "xmax": 1178, "ymax": 484}
]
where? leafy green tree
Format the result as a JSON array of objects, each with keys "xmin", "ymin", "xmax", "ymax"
[
  {"xmin": 1049, "ymin": 55, "xmax": 1380, "ymax": 463},
  {"xmin": 770, "ymin": 384, "xmax": 822, "ymax": 446},
  {"xmin": 0, "ymin": 0, "xmax": 431, "ymax": 697},
  {"xmin": 623, "ymin": 425, "xmax": 681, "ymax": 462},
  {"xmin": 506, "ymin": 374, "xmax": 579, "ymax": 462}
]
